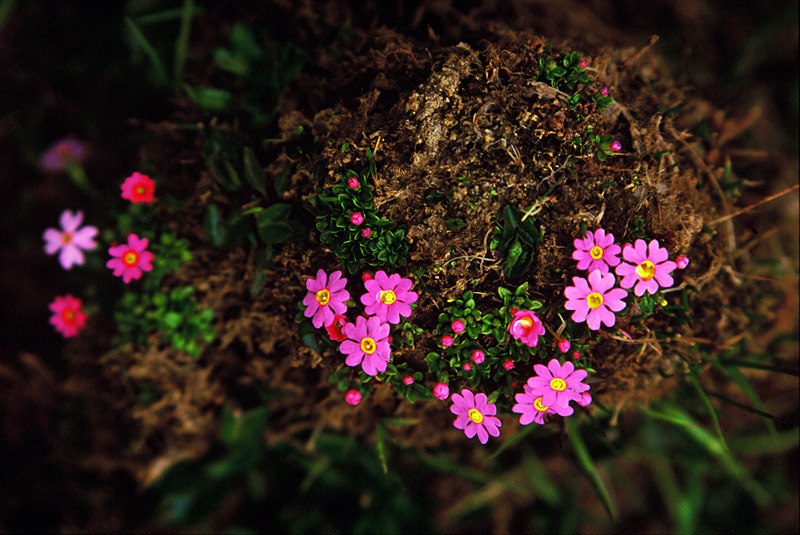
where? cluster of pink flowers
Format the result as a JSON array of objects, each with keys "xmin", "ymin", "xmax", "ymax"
[
  {"xmin": 566, "ymin": 228, "xmax": 686, "ymax": 330},
  {"xmin": 512, "ymin": 359, "xmax": 591, "ymax": 425},
  {"xmin": 43, "ymin": 168, "xmax": 158, "ymax": 338}
]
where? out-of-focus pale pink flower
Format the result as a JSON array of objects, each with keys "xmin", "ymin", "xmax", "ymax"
[
  {"xmin": 49, "ymin": 294, "xmax": 87, "ymax": 338},
  {"xmin": 40, "ymin": 137, "xmax": 87, "ymax": 172},
  {"xmin": 43, "ymin": 210, "xmax": 98, "ymax": 270}
]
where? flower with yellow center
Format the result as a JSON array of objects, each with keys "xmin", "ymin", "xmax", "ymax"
[
  {"xmin": 360, "ymin": 337, "xmax": 377, "ymax": 354},
  {"xmin": 549, "ymin": 378, "xmax": 567, "ymax": 391},
  {"xmin": 586, "ymin": 292, "xmax": 604, "ymax": 309},
  {"xmin": 122, "ymin": 251, "xmax": 139, "ymax": 267},
  {"xmin": 61, "ymin": 232, "xmax": 72, "ymax": 244},
  {"xmin": 379, "ymin": 290, "xmax": 396, "ymax": 305},
  {"xmin": 468, "ymin": 408, "xmax": 484, "ymax": 424},
  {"xmin": 635, "ymin": 260, "xmax": 656, "ymax": 281},
  {"xmin": 589, "ymin": 245, "xmax": 604, "ymax": 259},
  {"xmin": 533, "ymin": 396, "xmax": 549, "ymax": 412},
  {"xmin": 315, "ymin": 288, "xmax": 330, "ymax": 306}
]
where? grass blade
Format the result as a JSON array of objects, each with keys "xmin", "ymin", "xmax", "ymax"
[
  {"xmin": 686, "ymin": 371, "xmax": 728, "ymax": 450},
  {"xmin": 173, "ymin": 0, "xmax": 193, "ymax": 90},
  {"xmin": 704, "ymin": 390, "xmax": 775, "ymax": 419},
  {"xmin": 125, "ymin": 16, "xmax": 169, "ymax": 88},
  {"xmin": 566, "ymin": 418, "xmax": 618, "ymax": 519},
  {"xmin": 721, "ymin": 358, "xmax": 799, "ymax": 376},
  {"xmin": 714, "ymin": 362, "xmax": 777, "ymax": 434}
]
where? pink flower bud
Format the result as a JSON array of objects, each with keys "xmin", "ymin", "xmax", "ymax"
[
  {"xmin": 572, "ymin": 351, "xmax": 581, "ymax": 360},
  {"xmin": 441, "ymin": 335, "xmax": 453, "ymax": 348},
  {"xmin": 361, "ymin": 228, "xmax": 371, "ymax": 238},
  {"xmin": 433, "ymin": 382, "xmax": 449, "ymax": 400},
  {"xmin": 676, "ymin": 256, "xmax": 690, "ymax": 269},
  {"xmin": 347, "ymin": 177, "xmax": 360, "ymax": 189},
  {"xmin": 463, "ymin": 362, "xmax": 472, "ymax": 371},
  {"xmin": 471, "ymin": 349, "xmax": 485, "ymax": 364},
  {"xmin": 325, "ymin": 314, "xmax": 347, "ymax": 342},
  {"xmin": 451, "ymin": 320, "xmax": 465, "ymax": 333},
  {"xmin": 580, "ymin": 59, "xmax": 588, "ymax": 68},
  {"xmin": 403, "ymin": 375, "xmax": 414, "ymax": 385},
  {"xmin": 610, "ymin": 140, "xmax": 622, "ymax": 152},
  {"xmin": 503, "ymin": 360, "xmax": 514, "ymax": 370},
  {"xmin": 345, "ymin": 389, "xmax": 361, "ymax": 405},
  {"xmin": 558, "ymin": 338, "xmax": 571, "ymax": 353},
  {"xmin": 578, "ymin": 392, "xmax": 593, "ymax": 407},
  {"xmin": 350, "ymin": 212, "xmax": 364, "ymax": 225},
  {"xmin": 362, "ymin": 272, "xmax": 372, "ymax": 281},
  {"xmin": 600, "ymin": 86, "xmax": 609, "ymax": 96}
]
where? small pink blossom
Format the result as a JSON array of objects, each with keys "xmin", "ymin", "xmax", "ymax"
[
  {"xmin": 572, "ymin": 228, "xmax": 621, "ymax": 274},
  {"xmin": 558, "ymin": 338, "xmax": 571, "ymax": 353},
  {"xmin": 471, "ymin": 350, "xmax": 485, "ymax": 364},
  {"xmin": 600, "ymin": 86, "xmax": 609, "ymax": 96},
  {"xmin": 610, "ymin": 140, "xmax": 622, "ymax": 152},
  {"xmin": 565, "ymin": 269, "xmax": 628, "ymax": 330},
  {"xmin": 325, "ymin": 314, "xmax": 348, "ymax": 342},
  {"xmin": 577, "ymin": 392, "xmax": 593, "ymax": 407},
  {"xmin": 40, "ymin": 137, "xmax": 87, "ymax": 172},
  {"xmin": 49, "ymin": 294, "xmax": 87, "ymax": 338},
  {"xmin": 350, "ymin": 212, "xmax": 364, "ymax": 225},
  {"xmin": 580, "ymin": 59, "xmax": 588, "ymax": 68},
  {"xmin": 339, "ymin": 315, "xmax": 391, "ymax": 376},
  {"xmin": 441, "ymin": 335, "xmax": 453, "ymax": 347},
  {"xmin": 512, "ymin": 384, "xmax": 556, "ymax": 425},
  {"xmin": 403, "ymin": 375, "xmax": 414, "ymax": 385},
  {"xmin": 120, "ymin": 172, "xmax": 155, "ymax": 203},
  {"xmin": 106, "ymin": 233, "xmax": 153, "ymax": 283},
  {"xmin": 302, "ymin": 269, "xmax": 350, "ymax": 328},
  {"xmin": 360, "ymin": 270, "xmax": 418, "ymax": 324},
  {"xmin": 361, "ymin": 228, "xmax": 372, "ymax": 238},
  {"xmin": 450, "ymin": 389, "xmax": 502, "ymax": 444},
  {"xmin": 615, "ymin": 239, "xmax": 677, "ymax": 296},
  {"xmin": 503, "ymin": 360, "xmax": 514, "ymax": 370},
  {"xmin": 347, "ymin": 177, "xmax": 360, "ymax": 189},
  {"xmin": 43, "ymin": 210, "xmax": 98, "ymax": 270},
  {"xmin": 433, "ymin": 382, "xmax": 450, "ymax": 400},
  {"xmin": 526, "ymin": 359, "xmax": 590, "ymax": 416},
  {"xmin": 508, "ymin": 310, "xmax": 545, "ymax": 347},
  {"xmin": 362, "ymin": 272, "xmax": 372, "ymax": 281},
  {"xmin": 345, "ymin": 389, "xmax": 362, "ymax": 405},
  {"xmin": 676, "ymin": 256, "xmax": 690, "ymax": 269},
  {"xmin": 572, "ymin": 351, "xmax": 581, "ymax": 360},
  {"xmin": 451, "ymin": 320, "xmax": 465, "ymax": 333},
  {"xmin": 463, "ymin": 363, "xmax": 472, "ymax": 371}
]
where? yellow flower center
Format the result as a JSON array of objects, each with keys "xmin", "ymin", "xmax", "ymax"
[
  {"xmin": 61, "ymin": 232, "xmax": 72, "ymax": 244},
  {"xmin": 468, "ymin": 408, "xmax": 483, "ymax": 424},
  {"xmin": 550, "ymin": 378, "xmax": 567, "ymax": 391},
  {"xmin": 589, "ymin": 245, "xmax": 604, "ymax": 259},
  {"xmin": 122, "ymin": 251, "xmax": 139, "ymax": 266},
  {"xmin": 587, "ymin": 292, "xmax": 604, "ymax": 309},
  {"xmin": 135, "ymin": 185, "xmax": 146, "ymax": 196},
  {"xmin": 636, "ymin": 260, "xmax": 656, "ymax": 281},
  {"xmin": 360, "ymin": 337, "xmax": 377, "ymax": 354},
  {"xmin": 315, "ymin": 289, "xmax": 330, "ymax": 305},
  {"xmin": 516, "ymin": 316, "xmax": 533, "ymax": 329},
  {"xmin": 380, "ymin": 290, "xmax": 396, "ymax": 305},
  {"xmin": 61, "ymin": 309, "xmax": 75, "ymax": 323},
  {"xmin": 534, "ymin": 396, "xmax": 549, "ymax": 412}
]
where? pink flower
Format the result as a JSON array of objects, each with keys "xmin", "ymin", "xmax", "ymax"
[
  {"xmin": 572, "ymin": 351, "xmax": 581, "ymax": 360},
  {"xmin": 572, "ymin": 228, "xmax": 621, "ymax": 274},
  {"xmin": 558, "ymin": 338, "xmax": 571, "ymax": 353},
  {"xmin": 350, "ymin": 212, "xmax": 364, "ymax": 225},
  {"xmin": 403, "ymin": 375, "xmax": 414, "ymax": 385},
  {"xmin": 40, "ymin": 137, "xmax": 87, "ymax": 172},
  {"xmin": 345, "ymin": 389, "xmax": 362, "ymax": 405},
  {"xmin": 580, "ymin": 59, "xmax": 588, "ymax": 68},
  {"xmin": 577, "ymin": 392, "xmax": 593, "ymax": 407},
  {"xmin": 42, "ymin": 210, "xmax": 98, "ymax": 270},
  {"xmin": 512, "ymin": 384, "xmax": 556, "ymax": 425},
  {"xmin": 433, "ymin": 382, "xmax": 450, "ymax": 400},
  {"xmin": 451, "ymin": 320, "xmax": 465, "ymax": 333},
  {"xmin": 106, "ymin": 233, "xmax": 153, "ymax": 283},
  {"xmin": 361, "ymin": 228, "xmax": 372, "ymax": 238},
  {"xmin": 302, "ymin": 269, "xmax": 350, "ymax": 328},
  {"xmin": 526, "ymin": 359, "xmax": 590, "ymax": 416},
  {"xmin": 325, "ymin": 314, "xmax": 348, "ymax": 342},
  {"xmin": 362, "ymin": 272, "xmax": 372, "ymax": 281},
  {"xmin": 565, "ymin": 269, "xmax": 628, "ymax": 330},
  {"xmin": 441, "ymin": 335, "xmax": 453, "ymax": 347},
  {"xmin": 49, "ymin": 294, "xmax": 87, "ymax": 338},
  {"xmin": 339, "ymin": 315, "xmax": 391, "ymax": 376},
  {"xmin": 471, "ymin": 350, "xmax": 485, "ymax": 364},
  {"xmin": 347, "ymin": 177, "xmax": 360, "ymax": 189},
  {"xmin": 600, "ymin": 86, "xmax": 609, "ymax": 96},
  {"xmin": 676, "ymin": 256, "xmax": 690, "ymax": 269},
  {"xmin": 450, "ymin": 389, "xmax": 502, "ymax": 444},
  {"xmin": 463, "ymin": 363, "xmax": 472, "ymax": 371},
  {"xmin": 508, "ymin": 310, "xmax": 545, "ymax": 347},
  {"xmin": 615, "ymin": 239, "xmax": 677, "ymax": 296},
  {"xmin": 120, "ymin": 172, "xmax": 155, "ymax": 203},
  {"xmin": 360, "ymin": 270, "xmax": 418, "ymax": 324},
  {"xmin": 503, "ymin": 360, "xmax": 514, "ymax": 370},
  {"xmin": 610, "ymin": 140, "xmax": 622, "ymax": 152}
]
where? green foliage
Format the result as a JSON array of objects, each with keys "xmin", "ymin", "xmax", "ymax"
[
  {"xmin": 490, "ymin": 204, "xmax": 543, "ymax": 278},
  {"xmin": 571, "ymin": 124, "xmax": 616, "ymax": 161},
  {"xmin": 535, "ymin": 48, "xmax": 613, "ymax": 112},
  {"xmin": 314, "ymin": 152, "xmax": 409, "ymax": 274}
]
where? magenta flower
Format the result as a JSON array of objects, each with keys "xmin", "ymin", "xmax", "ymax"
[
  {"xmin": 463, "ymin": 363, "xmax": 472, "ymax": 371},
  {"xmin": 610, "ymin": 140, "xmax": 622, "ymax": 152},
  {"xmin": 347, "ymin": 177, "xmax": 360, "ymax": 189},
  {"xmin": 40, "ymin": 137, "xmax": 87, "ymax": 172},
  {"xmin": 345, "ymin": 389, "xmax": 362, "ymax": 405},
  {"xmin": 615, "ymin": 239, "xmax": 677, "ymax": 296},
  {"xmin": 49, "ymin": 294, "xmax": 87, "ymax": 338},
  {"xmin": 451, "ymin": 320, "xmax": 465, "ymax": 333},
  {"xmin": 361, "ymin": 228, "xmax": 371, "ymax": 238},
  {"xmin": 577, "ymin": 392, "xmax": 593, "ymax": 407},
  {"xmin": 441, "ymin": 335, "xmax": 453, "ymax": 347},
  {"xmin": 600, "ymin": 86, "xmax": 609, "ymax": 96},
  {"xmin": 120, "ymin": 172, "xmax": 156, "ymax": 203},
  {"xmin": 350, "ymin": 212, "xmax": 364, "ymax": 225},
  {"xmin": 471, "ymin": 350, "xmax": 485, "ymax": 364},
  {"xmin": 558, "ymin": 338, "xmax": 571, "ymax": 353},
  {"xmin": 503, "ymin": 360, "xmax": 514, "ymax": 370},
  {"xmin": 43, "ymin": 210, "xmax": 98, "ymax": 270},
  {"xmin": 360, "ymin": 270, "xmax": 418, "ymax": 324},
  {"xmin": 450, "ymin": 389, "xmax": 502, "ymax": 444},
  {"xmin": 325, "ymin": 314, "xmax": 347, "ymax": 342},
  {"xmin": 579, "ymin": 59, "xmax": 588, "ymax": 68},
  {"xmin": 339, "ymin": 315, "xmax": 391, "ymax": 376},
  {"xmin": 403, "ymin": 376, "xmax": 414, "ymax": 385},
  {"xmin": 512, "ymin": 384, "xmax": 556, "ymax": 425},
  {"xmin": 302, "ymin": 269, "xmax": 350, "ymax": 328},
  {"xmin": 433, "ymin": 382, "xmax": 450, "ymax": 400},
  {"xmin": 106, "ymin": 233, "xmax": 154, "ymax": 283},
  {"xmin": 565, "ymin": 269, "xmax": 628, "ymax": 330},
  {"xmin": 508, "ymin": 310, "xmax": 545, "ymax": 347},
  {"xmin": 572, "ymin": 228, "xmax": 621, "ymax": 274},
  {"xmin": 676, "ymin": 256, "xmax": 690, "ymax": 270},
  {"xmin": 526, "ymin": 359, "xmax": 590, "ymax": 416}
]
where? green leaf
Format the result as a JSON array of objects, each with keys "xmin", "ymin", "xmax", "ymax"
[
  {"xmin": 567, "ymin": 418, "xmax": 617, "ymax": 519},
  {"xmin": 258, "ymin": 203, "xmax": 291, "ymax": 223},
  {"xmin": 243, "ymin": 147, "xmax": 266, "ymax": 191},
  {"xmin": 124, "ymin": 17, "xmax": 169, "ymax": 88},
  {"xmin": 184, "ymin": 84, "xmax": 234, "ymax": 112},
  {"xmin": 162, "ymin": 312, "xmax": 182, "ymax": 330},
  {"xmin": 274, "ymin": 166, "xmax": 291, "ymax": 196},
  {"xmin": 172, "ymin": 0, "xmax": 193, "ymax": 90},
  {"xmin": 376, "ymin": 420, "xmax": 389, "ymax": 475},
  {"xmin": 204, "ymin": 204, "xmax": 227, "ymax": 248},
  {"xmin": 445, "ymin": 218, "xmax": 465, "ymax": 229},
  {"xmin": 257, "ymin": 221, "xmax": 292, "ymax": 244}
]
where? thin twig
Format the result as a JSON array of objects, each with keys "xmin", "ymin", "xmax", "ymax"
[{"xmin": 708, "ymin": 183, "xmax": 799, "ymax": 225}]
